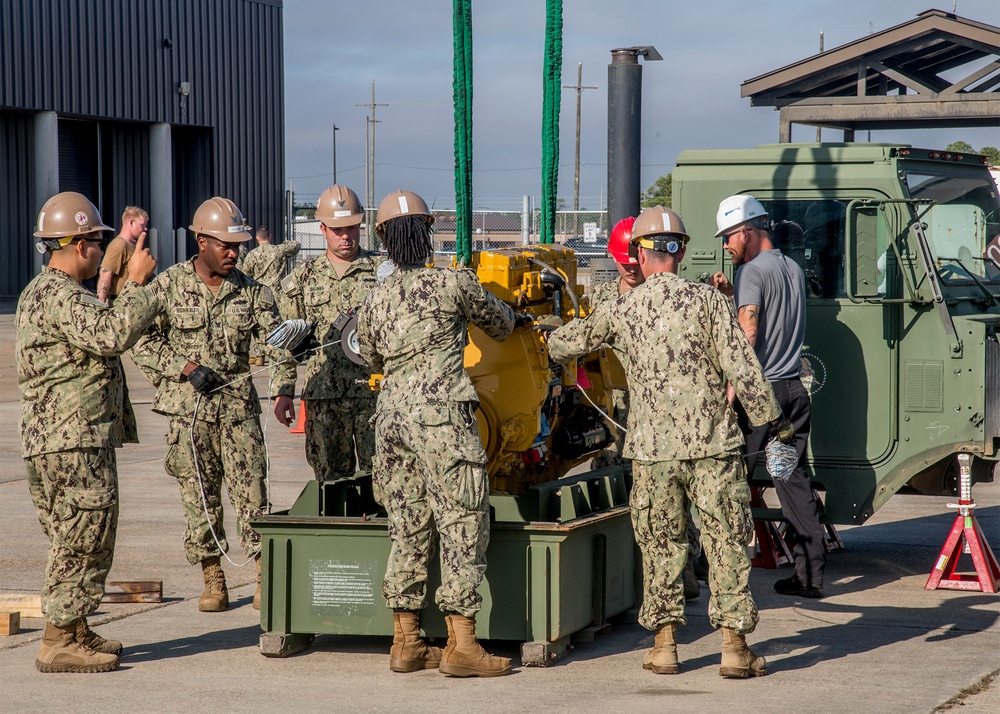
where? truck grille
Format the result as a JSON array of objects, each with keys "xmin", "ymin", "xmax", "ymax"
[{"xmin": 985, "ymin": 328, "xmax": 1000, "ymax": 442}]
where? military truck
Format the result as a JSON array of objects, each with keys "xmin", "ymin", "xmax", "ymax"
[{"xmin": 673, "ymin": 142, "xmax": 1000, "ymax": 524}]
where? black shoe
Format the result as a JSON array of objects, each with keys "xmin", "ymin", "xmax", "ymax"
[{"xmin": 774, "ymin": 576, "xmax": 824, "ymax": 599}]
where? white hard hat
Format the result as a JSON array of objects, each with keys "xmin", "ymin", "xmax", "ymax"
[{"xmin": 715, "ymin": 195, "xmax": 768, "ymax": 237}]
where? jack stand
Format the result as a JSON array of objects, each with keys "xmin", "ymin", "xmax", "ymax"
[
  {"xmin": 925, "ymin": 453, "xmax": 1000, "ymax": 593},
  {"xmin": 750, "ymin": 487, "xmax": 793, "ymax": 569},
  {"xmin": 777, "ymin": 488, "xmax": 844, "ymax": 554}
]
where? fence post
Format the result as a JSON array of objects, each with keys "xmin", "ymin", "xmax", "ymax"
[{"xmin": 521, "ymin": 195, "xmax": 530, "ymax": 245}]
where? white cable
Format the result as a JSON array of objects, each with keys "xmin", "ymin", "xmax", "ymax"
[
  {"xmin": 559, "ymin": 363, "xmax": 628, "ymax": 434},
  {"xmin": 186, "ymin": 338, "xmax": 340, "ymax": 567}
]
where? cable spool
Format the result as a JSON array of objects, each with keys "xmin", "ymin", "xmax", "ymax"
[{"xmin": 765, "ymin": 438, "xmax": 798, "ymax": 483}]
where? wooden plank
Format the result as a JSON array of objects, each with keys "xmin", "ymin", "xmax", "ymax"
[
  {"xmin": 102, "ymin": 580, "xmax": 162, "ymax": 604},
  {"xmin": 0, "ymin": 595, "xmax": 42, "ymax": 619},
  {"xmin": 0, "ymin": 612, "xmax": 20, "ymax": 636}
]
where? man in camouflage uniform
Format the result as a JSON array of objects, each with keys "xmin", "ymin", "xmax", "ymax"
[
  {"xmin": 272, "ymin": 186, "xmax": 382, "ymax": 483},
  {"xmin": 546, "ymin": 206, "xmax": 793, "ymax": 679},
  {"xmin": 18, "ymin": 192, "xmax": 160, "ymax": 673},
  {"xmin": 357, "ymin": 190, "xmax": 524, "ymax": 678},
  {"xmin": 133, "ymin": 197, "xmax": 285, "ymax": 613},
  {"xmin": 242, "ymin": 225, "xmax": 300, "ymax": 366},
  {"xmin": 590, "ymin": 217, "xmax": 704, "ymax": 601}
]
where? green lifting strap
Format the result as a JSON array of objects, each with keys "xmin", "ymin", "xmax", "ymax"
[
  {"xmin": 540, "ymin": 0, "xmax": 562, "ymax": 244},
  {"xmin": 453, "ymin": 0, "xmax": 474, "ymax": 265}
]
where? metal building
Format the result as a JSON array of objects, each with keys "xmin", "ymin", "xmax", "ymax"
[{"xmin": 0, "ymin": 0, "xmax": 285, "ymax": 298}]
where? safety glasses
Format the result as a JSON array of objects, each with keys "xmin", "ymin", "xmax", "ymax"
[{"xmin": 721, "ymin": 227, "xmax": 749, "ymax": 246}]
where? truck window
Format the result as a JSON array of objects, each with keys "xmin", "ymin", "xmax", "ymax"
[
  {"xmin": 903, "ymin": 171, "xmax": 1000, "ymax": 286},
  {"xmin": 761, "ymin": 200, "xmax": 846, "ymax": 298}
]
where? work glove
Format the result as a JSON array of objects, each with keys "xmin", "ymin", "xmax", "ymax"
[
  {"xmin": 187, "ymin": 365, "xmax": 224, "ymax": 394},
  {"xmin": 292, "ymin": 328, "xmax": 321, "ymax": 364},
  {"xmin": 513, "ymin": 312, "xmax": 535, "ymax": 327},
  {"xmin": 767, "ymin": 415, "xmax": 796, "ymax": 445},
  {"xmin": 532, "ymin": 314, "xmax": 564, "ymax": 333}
]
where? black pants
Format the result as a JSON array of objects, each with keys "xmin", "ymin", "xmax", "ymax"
[{"xmin": 742, "ymin": 378, "xmax": 826, "ymax": 589}]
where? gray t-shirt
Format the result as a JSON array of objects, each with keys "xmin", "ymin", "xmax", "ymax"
[{"xmin": 734, "ymin": 249, "xmax": 806, "ymax": 380}]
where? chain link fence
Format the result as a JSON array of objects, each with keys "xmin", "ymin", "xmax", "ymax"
[{"xmin": 286, "ymin": 193, "xmax": 610, "ymax": 289}]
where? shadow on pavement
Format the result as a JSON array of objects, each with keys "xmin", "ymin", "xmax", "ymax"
[{"xmin": 123, "ymin": 624, "xmax": 262, "ymax": 663}]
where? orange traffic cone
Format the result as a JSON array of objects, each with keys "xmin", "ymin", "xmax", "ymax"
[{"xmin": 290, "ymin": 400, "xmax": 307, "ymax": 434}]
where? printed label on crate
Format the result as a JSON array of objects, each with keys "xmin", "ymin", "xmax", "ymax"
[{"xmin": 308, "ymin": 559, "xmax": 379, "ymax": 616}]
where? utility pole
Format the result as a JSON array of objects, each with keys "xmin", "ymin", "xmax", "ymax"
[
  {"xmin": 332, "ymin": 124, "xmax": 339, "ymax": 184},
  {"xmin": 563, "ymin": 62, "xmax": 598, "ymax": 216},
  {"xmin": 356, "ymin": 81, "xmax": 388, "ymax": 248},
  {"xmin": 816, "ymin": 30, "xmax": 824, "ymax": 142}
]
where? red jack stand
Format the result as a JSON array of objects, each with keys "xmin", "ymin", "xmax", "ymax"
[
  {"xmin": 925, "ymin": 453, "xmax": 1000, "ymax": 593},
  {"xmin": 750, "ymin": 487, "xmax": 792, "ymax": 568}
]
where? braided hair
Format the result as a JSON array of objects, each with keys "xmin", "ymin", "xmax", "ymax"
[{"xmin": 382, "ymin": 214, "xmax": 433, "ymax": 266}]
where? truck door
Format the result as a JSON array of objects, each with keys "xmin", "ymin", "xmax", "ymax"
[{"xmin": 755, "ymin": 194, "xmax": 897, "ymax": 470}]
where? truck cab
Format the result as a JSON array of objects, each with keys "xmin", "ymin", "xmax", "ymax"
[{"xmin": 673, "ymin": 143, "xmax": 1000, "ymax": 524}]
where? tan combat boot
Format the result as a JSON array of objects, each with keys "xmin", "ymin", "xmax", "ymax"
[
  {"xmin": 719, "ymin": 627, "xmax": 767, "ymax": 678},
  {"xmin": 389, "ymin": 611, "xmax": 443, "ymax": 672},
  {"xmin": 439, "ymin": 614, "xmax": 512, "ymax": 678},
  {"xmin": 75, "ymin": 618, "xmax": 123, "ymax": 655},
  {"xmin": 642, "ymin": 623, "xmax": 679, "ymax": 674},
  {"xmin": 198, "ymin": 556, "xmax": 229, "ymax": 612},
  {"xmin": 252, "ymin": 555, "xmax": 262, "ymax": 611},
  {"xmin": 36, "ymin": 621, "xmax": 119, "ymax": 673}
]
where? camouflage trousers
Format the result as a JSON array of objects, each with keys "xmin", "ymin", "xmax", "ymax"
[
  {"xmin": 305, "ymin": 397, "xmax": 375, "ymax": 483},
  {"xmin": 593, "ymin": 391, "xmax": 702, "ymax": 560},
  {"xmin": 373, "ymin": 402, "xmax": 489, "ymax": 617},
  {"xmin": 164, "ymin": 416, "xmax": 268, "ymax": 565},
  {"xmin": 631, "ymin": 454, "xmax": 758, "ymax": 634},
  {"xmin": 25, "ymin": 448, "xmax": 118, "ymax": 626}
]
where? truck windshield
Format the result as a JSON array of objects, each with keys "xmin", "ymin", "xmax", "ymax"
[{"xmin": 903, "ymin": 171, "xmax": 1000, "ymax": 286}]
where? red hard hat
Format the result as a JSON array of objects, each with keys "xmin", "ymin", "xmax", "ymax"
[{"xmin": 608, "ymin": 216, "xmax": 637, "ymax": 265}]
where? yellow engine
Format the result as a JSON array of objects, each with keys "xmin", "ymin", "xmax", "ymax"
[{"xmin": 462, "ymin": 245, "xmax": 627, "ymax": 494}]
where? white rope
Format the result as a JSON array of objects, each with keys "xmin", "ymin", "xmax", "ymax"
[
  {"xmin": 187, "ymin": 338, "xmax": 340, "ymax": 567},
  {"xmin": 559, "ymin": 363, "xmax": 628, "ymax": 434},
  {"xmin": 558, "ymin": 360, "xmax": 775, "ymax": 460}
]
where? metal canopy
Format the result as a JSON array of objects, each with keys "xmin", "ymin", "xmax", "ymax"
[{"xmin": 741, "ymin": 9, "xmax": 1000, "ymax": 141}]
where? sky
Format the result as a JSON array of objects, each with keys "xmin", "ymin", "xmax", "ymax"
[{"xmin": 282, "ymin": 1, "xmax": 1000, "ymax": 210}]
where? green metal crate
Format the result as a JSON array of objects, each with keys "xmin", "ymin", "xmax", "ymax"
[{"xmin": 253, "ymin": 468, "xmax": 638, "ymax": 665}]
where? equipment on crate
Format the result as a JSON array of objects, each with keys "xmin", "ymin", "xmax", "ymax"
[
  {"xmin": 459, "ymin": 245, "xmax": 623, "ymax": 494},
  {"xmin": 925, "ymin": 453, "xmax": 1000, "ymax": 592},
  {"xmin": 254, "ymin": 245, "xmax": 639, "ymax": 662}
]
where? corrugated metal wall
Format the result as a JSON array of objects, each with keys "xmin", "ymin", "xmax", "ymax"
[
  {"xmin": 0, "ymin": 111, "xmax": 36, "ymax": 297},
  {"xmin": 0, "ymin": 0, "xmax": 284, "ymax": 298}
]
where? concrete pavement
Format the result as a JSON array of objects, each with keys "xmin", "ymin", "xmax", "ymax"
[{"xmin": 0, "ymin": 313, "xmax": 998, "ymax": 713}]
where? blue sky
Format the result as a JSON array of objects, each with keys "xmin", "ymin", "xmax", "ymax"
[{"xmin": 283, "ymin": 2, "xmax": 1000, "ymax": 209}]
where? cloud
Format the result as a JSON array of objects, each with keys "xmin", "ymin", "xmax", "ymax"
[{"xmin": 284, "ymin": 0, "xmax": 1000, "ymax": 206}]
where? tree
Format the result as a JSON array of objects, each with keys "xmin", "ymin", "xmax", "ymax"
[
  {"xmin": 946, "ymin": 141, "xmax": 974, "ymax": 153},
  {"xmin": 945, "ymin": 141, "xmax": 999, "ymax": 165},
  {"xmin": 980, "ymin": 146, "xmax": 1000, "ymax": 166},
  {"xmin": 642, "ymin": 173, "xmax": 672, "ymax": 208}
]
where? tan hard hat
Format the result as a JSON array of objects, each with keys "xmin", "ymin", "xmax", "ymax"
[
  {"xmin": 316, "ymin": 185, "xmax": 364, "ymax": 228},
  {"xmin": 34, "ymin": 192, "xmax": 112, "ymax": 243},
  {"xmin": 375, "ymin": 190, "xmax": 434, "ymax": 238},
  {"xmin": 189, "ymin": 197, "xmax": 252, "ymax": 243},
  {"xmin": 630, "ymin": 206, "xmax": 690, "ymax": 253}
]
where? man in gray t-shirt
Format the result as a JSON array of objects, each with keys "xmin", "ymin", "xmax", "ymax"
[
  {"xmin": 711, "ymin": 195, "xmax": 827, "ymax": 599},
  {"xmin": 733, "ymin": 250, "xmax": 805, "ymax": 381}
]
